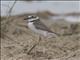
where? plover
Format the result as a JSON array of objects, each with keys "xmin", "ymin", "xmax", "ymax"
[
  {"xmin": 24, "ymin": 15, "xmax": 59, "ymax": 54},
  {"xmin": 24, "ymin": 15, "xmax": 59, "ymax": 38}
]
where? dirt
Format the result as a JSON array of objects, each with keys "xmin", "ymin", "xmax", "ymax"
[{"xmin": 1, "ymin": 15, "xmax": 80, "ymax": 60}]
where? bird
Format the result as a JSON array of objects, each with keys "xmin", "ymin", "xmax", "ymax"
[
  {"xmin": 24, "ymin": 15, "xmax": 60, "ymax": 54},
  {"xmin": 24, "ymin": 15, "xmax": 59, "ymax": 38}
]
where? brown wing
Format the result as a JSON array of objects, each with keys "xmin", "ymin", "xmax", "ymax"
[
  {"xmin": 33, "ymin": 20, "xmax": 53, "ymax": 33},
  {"xmin": 33, "ymin": 20, "xmax": 60, "ymax": 36}
]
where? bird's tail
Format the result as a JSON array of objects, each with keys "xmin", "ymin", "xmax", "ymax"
[{"xmin": 47, "ymin": 32, "xmax": 60, "ymax": 38}]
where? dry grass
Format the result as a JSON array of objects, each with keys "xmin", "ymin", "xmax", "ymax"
[{"xmin": 1, "ymin": 14, "xmax": 80, "ymax": 60}]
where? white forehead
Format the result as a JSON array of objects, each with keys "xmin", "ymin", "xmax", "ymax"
[{"xmin": 28, "ymin": 16, "xmax": 32, "ymax": 18}]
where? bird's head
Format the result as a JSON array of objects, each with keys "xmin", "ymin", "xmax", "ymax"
[{"xmin": 24, "ymin": 15, "xmax": 40, "ymax": 23}]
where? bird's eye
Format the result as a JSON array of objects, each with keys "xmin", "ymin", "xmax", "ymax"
[
  {"xmin": 33, "ymin": 16, "xmax": 36, "ymax": 18},
  {"xmin": 32, "ymin": 16, "xmax": 34, "ymax": 18},
  {"xmin": 28, "ymin": 15, "xmax": 37, "ymax": 19}
]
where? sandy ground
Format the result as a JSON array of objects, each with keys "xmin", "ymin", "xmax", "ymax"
[{"xmin": 1, "ymin": 15, "xmax": 80, "ymax": 60}]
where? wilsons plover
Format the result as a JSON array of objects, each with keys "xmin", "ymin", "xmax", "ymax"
[
  {"xmin": 24, "ymin": 15, "xmax": 59, "ymax": 38},
  {"xmin": 24, "ymin": 15, "xmax": 59, "ymax": 54}
]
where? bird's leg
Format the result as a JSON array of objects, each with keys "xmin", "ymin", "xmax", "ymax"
[{"xmin": 27, "ymin": 36, "xmax": 41, "ymax": 54}]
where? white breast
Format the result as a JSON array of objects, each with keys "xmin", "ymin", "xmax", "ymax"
[
  {"xmin": 28, "ymin": 22, "xmax": 48, "ymax": 37},
  {"xmin": 28, "ymin": 22, "xmax": 38, "ymax": 33}
]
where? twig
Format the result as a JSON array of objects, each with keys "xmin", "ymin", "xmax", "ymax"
[
  {"xmin": 8, "ymin": 0, "xmax": 17, "ymax": 16},
  {"xmin": 1, "ymin": 0, "xmax": 17, "ymax": 25},
  {"xmin": 27, "ymin": 36, "xmax": 41, "ymax": 54}
]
